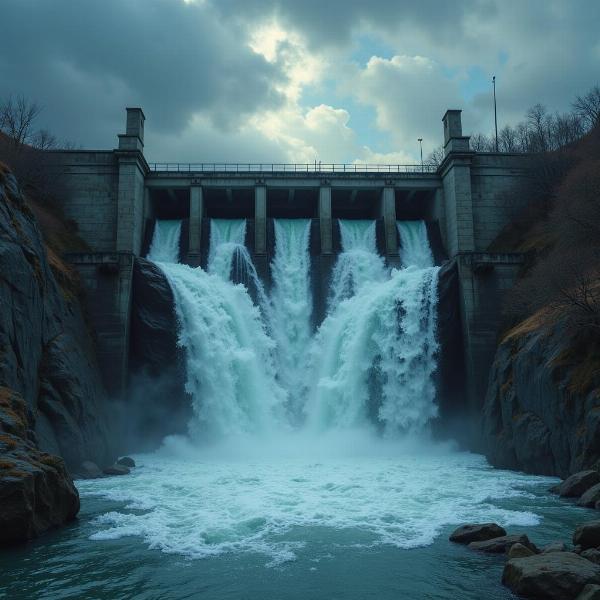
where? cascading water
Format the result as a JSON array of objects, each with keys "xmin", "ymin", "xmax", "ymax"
[
  {"xmin": 149, "ymin": 218, "xmax": 286, "ymax": 437},
  {"xmin": 148, "ymin": 215, "xmax": 440, "ymax": 436},
  {"xmin": 269, "ymin": 219, "xmax": 313, "ymax": 418},
  {"xmin": 147, "ymin": 219, "xmax": 182, "ymax": 263},
  {"xmin": 306, "ymin": 218, "xmax": 439, "ymax": 433},
  {"xmin": 397, "ymin": 220, "xmax": 434, "ymax": 269},
  {"xmin": 327, "ymin": 219, "xmax": 387, "ymax": 309}
]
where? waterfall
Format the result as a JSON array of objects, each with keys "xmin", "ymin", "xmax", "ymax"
[
  {"xmin": 269, "ymin": 219, "xmax": 313, "ymax": 418},
  {"xmin": 208, "ymin": 218, "xmax": 247, "ymax": 279},
  {"xmin": 306, "ymin": 219, "xmax": 440, "ymax": 434},
  {"xmin": 397, "ymin": 220, "xmax": 434, "ymax": 269},
  {"xmin": 149, "ymin": 218, "xmax": 286, "ymax": 437},
  {"xmin": 328, "ymin": 219, "xmax": 387, "ymax": 309},
  {"xmin": 147, "ymin": 219, "xmax": 182, "ymax": 263},
  {"xmin": 147, "ymin": 211, "xmax": 441, "ymax": 439}
]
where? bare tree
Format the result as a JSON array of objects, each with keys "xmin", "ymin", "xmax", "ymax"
[
  {"xmin": 498, "ymin": 125, "xmax": 518, "ymax": 152},
  {"xmin": 425, "ymin": 144, "xmax": 445, "ymax": 167},
  {"xmin": 0, "ymin": 94, "xmax": 41, "ymax": 149},
  {"xmin": 470, "ymin": 132, "xmax": 494, "ymax": 152},
  {"xmin": 572, "ymin": 85, "xmax": 600, "ymax": 130}
]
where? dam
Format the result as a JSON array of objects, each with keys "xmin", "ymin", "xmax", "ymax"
[{"xmin": 51, "ymin": 107, "xmax": 531, "ymax": 414}]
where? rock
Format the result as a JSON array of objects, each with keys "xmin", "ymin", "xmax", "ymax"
[
  {"xmin": 103, "ymin": 464, "xmax": 130, "ymax": 476},
  {"xmin": 481, "ymin": 314, "xmax": 600, "ymax": 479},
  {"xmin": 596, "ymin": 501, "xmax": 600, "ymax": 511},
  {"xmin": 508, "ymin": 543, "xmax": 536, "ymax": 559},
  {"xmin": 580, "ymin": 484, "xmax": 600, "ymax": 508},
  {"xmin": 577, "ymin": 584, "xmax": 600, "ymax": 599},
  {"xmin": 582, "ymin": 550, "xmax": 600, "ymax": 566},
  {"xmin": 0, "ymin": 388, "xmax": 79, "ymax": 545},
  {"xmin": 560, "ymin": 472, "xmax": 600, "ymax": 498},
  {"xmin": 117, "ymin": 456, "xmax": 135, "ymax": 468},
  {"xmin": 449, "ymin": 523, "xmax": 507, "ymax": 544},
  {"xmin": 543, "ymin": 541, "xmax": 568, "ymax": 553},
  {"xmin": 503, "ymin": 552, "xmax": 600, "ymax": 600},
  {"xmin": 469, "ymin": 534, "xmax": 536, "ymax": 554},
  {"xmin": 78, "ymin": 460, "xmax": 102, "ymax": 479},
  {"xmin": 549, "ymin": 483, "xmax": 562, "ymax": 494},
  {"xmin": 575, "ymin": 522, "xmax": 600, "ymax": 550}
]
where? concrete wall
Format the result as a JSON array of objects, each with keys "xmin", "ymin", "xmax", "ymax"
[
  {"xmin": 470, "ymin": 153, "xmax": 531, "ymax": 251},
  {"xmin": 52, "ymin": 151, "xmax": 119, "ymax": 251}
]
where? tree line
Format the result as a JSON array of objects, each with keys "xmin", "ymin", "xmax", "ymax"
[{"xmin": 426, "ymin": 85, "xmax": 600, "ymax": 164}]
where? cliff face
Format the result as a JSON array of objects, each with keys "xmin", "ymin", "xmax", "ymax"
[
  {"xmin": 482, "ymin": 319, "xmax": 600, "ymax": 478},
  {"xmin": 0, "ymin": 165, "xmax": 112, "ymax": 543}
]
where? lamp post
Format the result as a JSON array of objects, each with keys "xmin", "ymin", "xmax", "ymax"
[
  {"xmin": 418, "ymin": 138, "xmax": 423, "ymax": 171},
  {"xmin": 493, "ymin": 76, "xmax": 498, "ymax": 152}
]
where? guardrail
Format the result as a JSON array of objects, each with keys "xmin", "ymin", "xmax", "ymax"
[{"xmin": 148, "ymin": 162, "xmax": 438, "ymax": 174}]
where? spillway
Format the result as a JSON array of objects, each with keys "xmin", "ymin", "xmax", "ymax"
[{"xmin": 147, "ymin": 215, "xmax": 440, "ymax": 438}]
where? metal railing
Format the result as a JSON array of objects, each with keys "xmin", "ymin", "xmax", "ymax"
[{"xmin": 148, "ymin": 162, "xmax": 438, "ymax": 174}]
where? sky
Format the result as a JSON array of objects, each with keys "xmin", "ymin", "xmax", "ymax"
[{"xmin": 0, "ymin": 0, "xmax": 599, "ymax": 164}]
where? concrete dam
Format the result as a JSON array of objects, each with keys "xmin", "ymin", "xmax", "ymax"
[{"xmin": 52, "ymin": 107, "xmax": 531, "ymax": 422}]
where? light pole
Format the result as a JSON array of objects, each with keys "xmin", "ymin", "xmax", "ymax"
[
  {"xmin": 418, "ymin": 138, "xmax": 423, "ymax": 171},
  {"xmin": 493, "ymin": 76, "xmax": 498, "ymax": 152}
]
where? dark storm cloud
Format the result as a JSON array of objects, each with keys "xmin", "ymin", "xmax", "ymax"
[
  {"xmin": 214, "ymin": 0, "xmax": 494, "ymax": 49},
  {"xmin": 0, "ymin": 0, "xmax": 285, "ymax": 146}
]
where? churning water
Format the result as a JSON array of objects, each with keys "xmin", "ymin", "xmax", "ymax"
[{"xmin": 2, "ymin": 217, "xmax": 585, "ymax": 599}]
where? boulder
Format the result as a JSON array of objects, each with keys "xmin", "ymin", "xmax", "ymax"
[
  {"xmin": 469, "ymin": 534, "xmax": 537, "ymax": 554},
  {"xmin": 103, "ymin": 464, "xmax": 130, "ymax": 476},
  {"xmin": 503, "ymin": 552, "xmax": 600, "ymax": 600},
  {"xmin": 449, "ymin": 523, "xmax": 507, "ymax": 544},
  {"xmin": 580, "ymin": 484, "xmax": 600, "ymax": 508},
  {"xmin": 543, "ymin": 541, "xmax": 568, "ymax": 553},
  {"xmin": 582, "ymin": 550, "xmax": 600, "ymax": 566},
  {"xmin": 117, "ymin": 456, "xmax": 135, "ymax": 468},
  {"xmin": 78, "ymin": 461, "xmax": 102, "ymax": 479},
  {"xmin": 574, "ymin": 522, "xmax": 600, "ymax": 550},
  {"xmin": 577, "ymin": 584, "xmax": 600, "ymax": 599},
  {"xmin": 595, "ymin": 501, "xmax": 600, "ymax": 511},
  {"xmin": 508, "ymin": 543, "xmax": 536, "ymax": 559},
  {"xmin": 559, "ymin": 472, "xmax": 600, "ymax": 498}
]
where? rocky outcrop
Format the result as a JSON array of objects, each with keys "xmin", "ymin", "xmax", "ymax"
[
  {"xmin": 0, "ymin": 387, "xmax": 79, "ymax": 544},
  {"xmin": 469, "ymin": 533, "xmax": 537, "ymax": 554},
  {"xmin": 0, "ymin": 166, "xmax": 112, "ymax": 542},
  {"xmin": 481, "ymin": 321, "xmax": 600, "ymax": 478}
]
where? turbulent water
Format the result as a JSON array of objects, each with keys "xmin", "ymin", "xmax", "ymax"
[
  {"xmin": 397, "ymin": 220, "xmax": 435, "ymax": 269},
  {"xmin": 146, "ymin": 219, "xmax": 182, "ymax": 263}
]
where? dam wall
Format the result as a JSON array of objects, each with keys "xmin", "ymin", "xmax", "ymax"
[{"xmin": 51, "ymin": 107, "xmax": 531, "ymax": 410}]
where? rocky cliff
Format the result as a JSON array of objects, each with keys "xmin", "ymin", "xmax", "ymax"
[
  {"xmin": 482, "ymin": 316, "xmax": 600, "ymax": 478},
  {"xmin": 0, "ymin": 164, "xmax": 112, "ymax": 543}
]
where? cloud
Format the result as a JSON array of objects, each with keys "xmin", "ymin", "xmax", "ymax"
[{"xmin": 0, "ymin": 0, "xmax": 598, "ymax": 164}]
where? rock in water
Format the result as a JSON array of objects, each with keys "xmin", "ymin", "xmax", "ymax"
[
  {"xmin": 574, "ymin": 522, "xmax": 600, "ymax": 550},
  {"xmin": 449, "ymin": 523, "xmax": 507, "ymax": 544},
  {"xmin": 577, "ymin": 584, "xmax": 600, "ymax": 599},
  {"xmin": 543, "ymin": 541, "xmax": 568, "ymax": 553},
  {"xmin": 469, "ymin": 534, "xmax": 536, "ymax": 554},
  {"xmin": 78, "ymin": 461, "xmax": 103, "ymax": 479},
  {"xmin": 103, "ymin": 464, "xmax": 130, "ymax": 476},
  {"xmin": 579, "ymin": 484, "xmax": 600, "ymax": 507},
  {"xmin": 560, "ymin": 472, "xmax": 600, "ymax": 498},
  {"xmin": 117, "ymin": 456, "xmax": 136, "ymax": 468},
  {"xmin": 503, "ymin": 553, "xmax": 600, "ymax": 600},
  {"xmin": 509, "ymin": 543, "xmax": 536, "ymax": 559}
]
